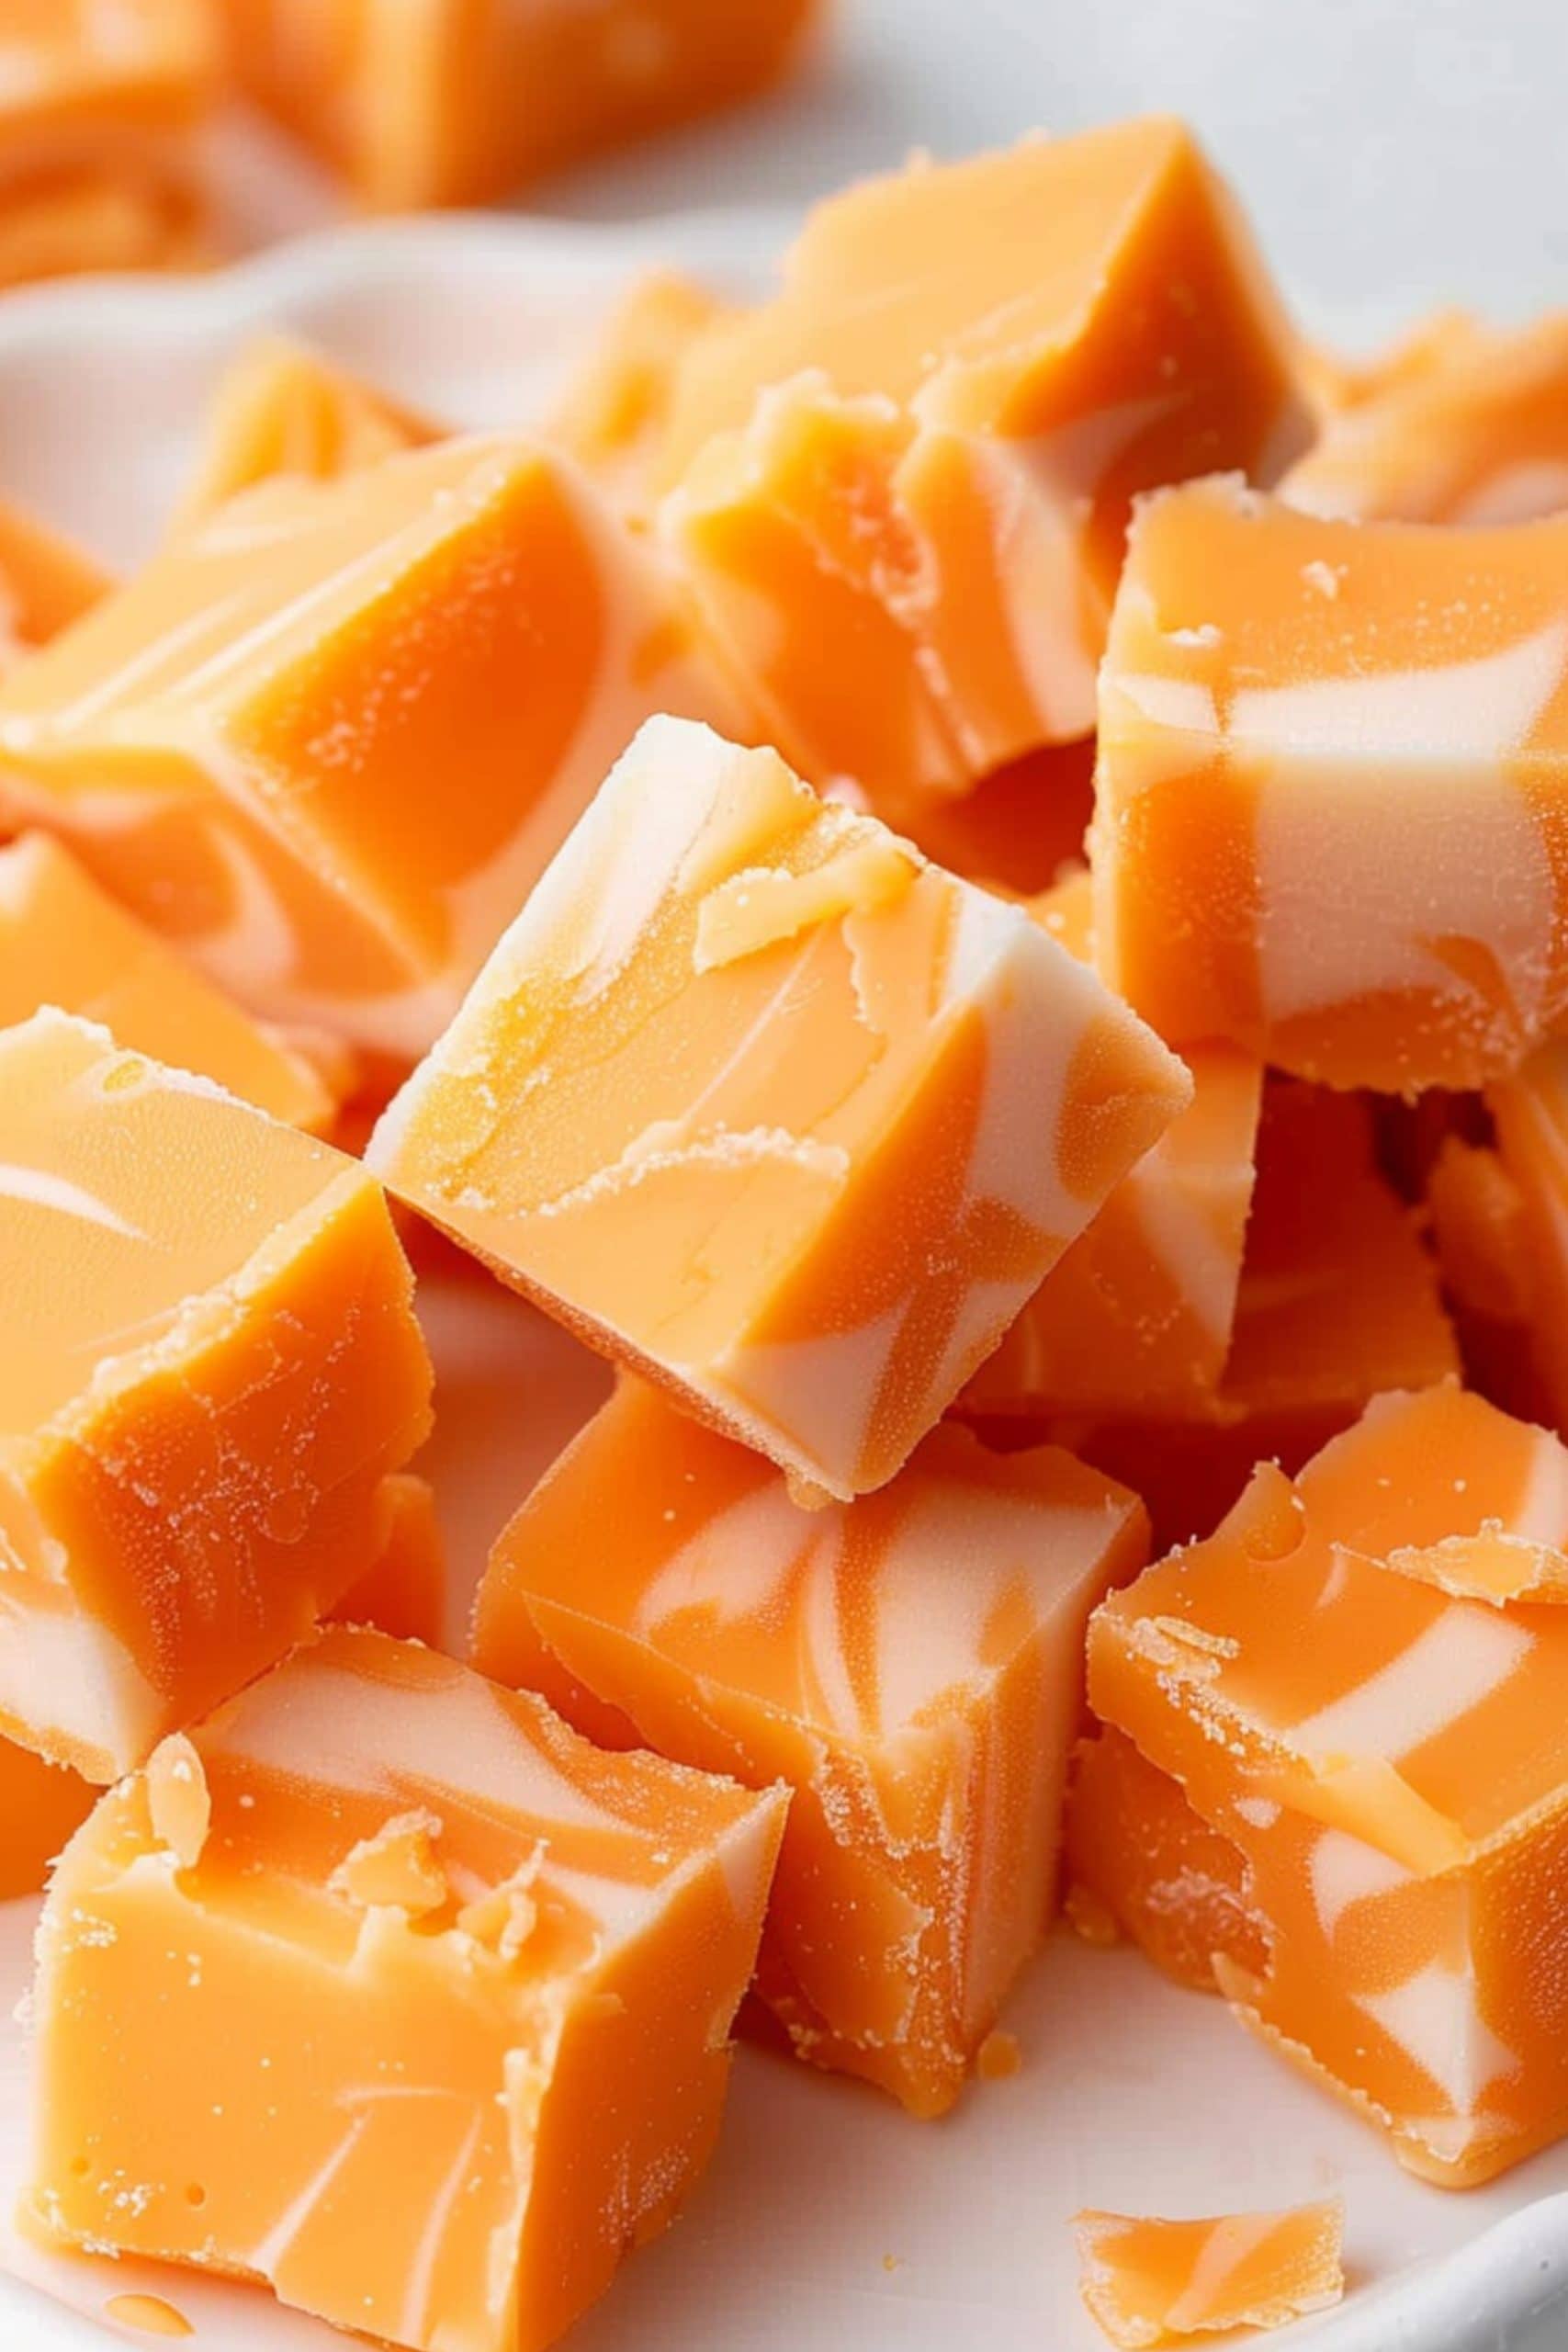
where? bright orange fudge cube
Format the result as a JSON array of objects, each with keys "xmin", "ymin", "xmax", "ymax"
[
  {"xmin": 476, "ymin": 1380, "xmax": 1148, "ymax": 2115},
  {"xmin": 1286, "ymin": 312, "xmax": 1568, "ymax": 526},
  {"xmin": 218, "ymin": 0, "xmax": 820, "ymax": 210},
  {"xmin": 1094, "ymin": 473, "xmax": 1568, "ymax": 1091},
  {"xmin": 0, "ymin": 435, "xmax": 744, "ymax": 1058},
  {"xmin": 0, "ymin": 831, "xmax": 339, "ymax": 1132},
  {"xmin": 1074, "ymin": 2201, "xmax": 1344, "ymax": 2347},
  {"xmin": 27, "ymin": 1625, "xmax": 786, "ymax": 2352},
  {"xmin": 661, "ymin": 121, "xmax": 1309, "ymax": 797},
  {"xmin": 0, "ymin": 493, "xmax": 111, "ymax": 662},
  {"xmin": 172, "ymin": 335, "xmax": 440, "ymax": 529},
  {"xmin": 1090, "ymin": 1384, "xmax": 1568, "ymax": 2186},
  {"xmin": 0, "ymin": 1009, "xmax": 432, "ymax": 1782},
  {"xmin": 369, "ymin": 717, "xmax": 1190, "ymax": 1498},
  {"xmin": 549, "ymin": 272, "xmax": 728, "ymax": 521}
]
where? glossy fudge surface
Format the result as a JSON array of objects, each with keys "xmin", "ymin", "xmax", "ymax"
[
  {"xmin": 28, "ymin": 1626, "xmax": 787, "ymax": 2352},
  {"xmin": 371, "ymin": 717, "xmax": 1190, "ymax": 1497}
]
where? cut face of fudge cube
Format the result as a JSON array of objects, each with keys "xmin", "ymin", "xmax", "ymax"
[
  {"xmin": 1089, "ymin": 1385, "xmax": 1568, "ymax": 2184},
  {"xmin": 0, "ymin": 436, "xmax": 745, "ymax": 1057},
  {"xmin": 0, "ymin": 1009, "xmax": 432, "ymax": 1781},
  {"xmin": 369, "ymin": 717, "xmax": 1191, "ymax": 1498},
  {"xmin": 28, "ymin": 1626, "xmax": 786, "ymax": 2352},
  {"xmin": 476, "ymin": 1380, "xmax": 1148, "ymax": 2115}
]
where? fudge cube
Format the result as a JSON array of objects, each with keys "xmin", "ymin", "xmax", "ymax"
[
  {"xmin": 28, "ymin": 1625, "xmax": 786, "ymax": 2352},
  {"xmin": 0, "ymin": 436, "xmax": 746, "ymax": 1057},
  {"xmin": 1093, "ymin": 473, "xmax": 1568, "ymax": 1091},
  {"xmin": 369, "ymin": 717, "xmax": 1190, "ymax": 1498},
  {"xmin": 1074, "ymin": 2202, "xmax": 1344, "ymax": 2347},
  {"xmin": 0, "ymin": 1010, "xmax": 432, "ymax": 1781},
  {"xmin": 964, "ymin": 872, "xmax": 1263, "ymax": 1418},
  {"xmin": 0, "ymin": 493, "xmax": 110, "ymax": 662},
  {"xmin": 172, "ymin": 334, "xmax": 440, "ymax": 530},
  {"xmin": 1286, "ymin": 313, "xmax": 1568, "ymax": 526},
  {"xmin": 661, "ymin": 121, "xmax": 1309, "ymax": 796},
  {"xmin": 476, "ymin": 1380, "xmax": 1148, "ymax": 2114},
  {"xmin": 218, "ymin": 0, "xmax": 820, "ymax": 209},
  {"xmin": 1089, "ymin": 1385, "xmax": 1568, "ymax": 2185},
  {"xmin": 0, "ymin": 831, "xmax": 338, "ymax": 1132},
  {"xmin": 549, "ymin": 272, "xmax": 728, "ymax": 521}
]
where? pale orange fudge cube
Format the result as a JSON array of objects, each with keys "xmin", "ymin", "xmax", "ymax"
[
  {"xmin": 0, "ymin": 1009, "xmax": 432, "ymax": 1782},
  {"xmin": 1090, "ymin": 1385, "xmax": 1568, "ymax": 2186},
  {"xmin": 1074, "ymin": 2202, "xmax": 1344, "ymax": 2347},
  {"xmin": 0, "ymin": 0, "xmax": 215, "ymax": 288},
  {"xmin": 0, "ymin": 436, "xmax": 743, "ymax": 1057},
  {"xmin": 1094, "ymin": 473, "xmax": 1568, "ymax": 1091},
  {"xmin": 172, "ymin": 334, "xmax": 440, "ymax": 530},
  {"xmin": 0, "ymin": 831, "xmax": 338, "ymax": 1132},
  {"xmin": 369, "ymin": 718, "xmax": 1191, "ymax": 1498},
  {"xmin": 661, "ymin": 121, "xmax": 1309, "ymax": 797},
  {"xmin": 28, "ymin": 1625, "xmax": 786, "ymax": 2352},
  {"xmin": 476, "ymin": 1380, "xmax": 1149, "ymax": 2115},
  {"xmin": 0, "ymin": 494, "xmax": 111, "ymax": 662},
  {"xmin": 549, "ymin": 272, "xmax": 728, "ymax": 521},
  {"xmin": 218, "ymin": 0, "xmax": 820, "ymax": 210},
  {"xmin": 330, "ymin": 1471, "xmax": 446, "ymax": 1646},
  {"xmin": 1287, "ymin": 313, "xmax": 1568, "ymax": 526},
  {"xmin": 964, "ymin": 872, "xmax": 1263, "ymax": 1418}
]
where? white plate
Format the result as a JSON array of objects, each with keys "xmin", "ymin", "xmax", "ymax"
[{"xmin": 0, "ymin": 208, "xmax": 1562, "ymax": 2352}]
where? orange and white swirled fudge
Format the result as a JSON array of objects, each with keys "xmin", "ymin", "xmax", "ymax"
[
  {"xmin": 369, "ymin": 718, "xmax": 1191, "ymax": 1498},
  {"xmin": 0, "ymin": 831, "xmax": 339, "ymax": 1133},
  {"xmin": 171, "ymin": 335, "xmax": 440, "ymax": 531},
  {"xmin": 660, "ymin": 121, "xmax": 1309, "ymax": 798},
  {"xmin": 0, "ymin": 1, "xmax": 214, "ymax": 288},
  {"xmin": 1089, "ymin": 1385, "xmax": 1568, "ymax": 2186},
  {"xmin": 964, "ymin": 872, "xmax": 1263, "ymax": 1419},
  {"xmin": 0, "ymin": 436, "xmax": 744, "ymax": 1058},
  {"xmin": 1074, "ymin": 2201, "xmax": 1344, "ymax": 2347},
  {"xmin": 1094, "ymin": 473, "xmax": 1568, "ymax": 1091},
  {"xmin": 0, "ymin": 1009, "xmax": 432, "ymax": 1783},
  {"xmin": 218, "ymin": 0, "xmax": 820, "ymax": 209},
  {"xmin": 476, "ymin": 1383, "xmax": 1148, "ymax": 2115},
  {"xmin": 27, "ymin": 1625, "xmax": 787, "ymax": 2352},
  {"xmin": 1286, "ymin": 313, "xmax": 1568, "ymax": 526}
]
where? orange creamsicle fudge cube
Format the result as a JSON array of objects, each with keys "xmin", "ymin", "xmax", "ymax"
[
  {"xmin": 0, "ymin": 831, "xmax": 338, "ymax": 1133},
  {"xmin": 1285, "ymin": 313, "xmax": 1568, "ymax": 526},
  {"xmin": 1094, "ymin": 473, "xmax": 1568, "ymax": 1091},
  {"xmin": 1073, "ymin": 2201, "xmax": 1344, "ymax": 2347},
  {"xmin": 660, "ymin": 121, "xmax": 1309, "ymax": 797},
  {"xmin": 475, "ymin": 1380, "xmax": 1149, "ymax": 2115},
  {"xmin": 217, "ymin": 0, "xmax": 821, "ymax": 210},
  {"xmin": 368, "ymin": 717, "xmax": 1192, "ymax": 1498},
  {"xmin": 0, "ymin": 436, "xmax": 745, "ymax": 1058},
  {"xmin": 172, "ymin": 335, "xmax": 441, "ymax": 531},
  {"xmin": 964, "ymin": 872, "xmax": 1263, "ymax": 1418},
  {"xmin": 550, "ymin": 272, "xmax": 728, "ymax": 522},
  {"xmin": 0, "ymin": 494, "xmax": 111, "ymax": 662},
  {"xmin": 1089, "ymin": 1385, "xmax": 1568, "ymax": 2186},
  {"xmin": 330, "ymin": 1471, "xmax": 446, "ymax": 1647},
  {"xmin": 0, "ymin": 0, "xmax": 215, "ymax": 289},
  {"xmin": 27, "ymin": 1625, "xmax": 787, "ymax": 2352},
  {"xmin": 0, "ymin": 1009, "xmax": 432, "ymax": 1783}
]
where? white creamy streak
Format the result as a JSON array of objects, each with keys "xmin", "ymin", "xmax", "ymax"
[{"xmin": 1288, "ymin": 1607, "xmax": 1531, "ymax": 1766}]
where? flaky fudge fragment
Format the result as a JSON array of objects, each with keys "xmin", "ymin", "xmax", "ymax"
[
  {"xmin": 477, "ymin": 1381, "xmax": 1147, "ymax": 2114},
  {"xmin": 369, "ymin": 717, "xmax": 1190, "ymax": 1497},
  {"xmin": 27, "ymin": 1626, "xmax": 786, "ymax": 2352},
  {"xmin": 1074, "ymin": 2202, "xmax": 1344, "ymax": 2346}
]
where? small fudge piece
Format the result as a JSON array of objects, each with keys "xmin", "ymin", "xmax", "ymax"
[
  {"xmin": 0, "ymin": 1010, "xmax": 432, "ymax": 1782},
  {"xmin": 0, "ymin": 494, "xmax": 111, "ymax": 661},
  {"xmin": 1074, "ymin": 2202, "xmax": 1344, "ymax": 2347},
  {"xmin": 661, "ymin": 121, "xmax": 1308, "ymax": 797},
  {"xmin": 1094, "ymin": 473, "xmax": 1568, "ymax": 1091},
  {"xmin": 172, "ymin": 335, "xmax": 440, "ymax": 529},
  {"xmin": 1090, "ymin": 1385, "xmax": 1568, "ymax": 2186},
  {"xmin": 0, "ymin": 435, "xmax": 743, "ymax": 1057},
  {"xmin": 0, "ymin": 831, "xmax": 337, "ymax": 1133},
  {"xmin": 1286, "ymin": 313, "xmax": 1568, "ymax": 526},
  {"xmin": 28, "ymin": 1625, "xmax": 786, "ymax": 2352},
  {"xmin": 218, "ymin": 0, "xmax": 820, "ymax": 209},
  {"xmin": 550, "ymin": 273, "xmax": 728, "ymax": 521},
  {"xmin": 1302, "ymin": 310, "xmax": 1491, "ymax": 419},
  {"xmin": 964, "ymin": 873, "xmax": 1263, "ymax": 1418},
  {"xmin": 0, "ymin": 0, "xmax": 214, "ymax": 288},
  {"xmin": 369, "ymin": 718, "xmax": 1190, "ymax": 1498},
  {"xmin": 330, "ymin": 1471, "xmax": 446, "ymax": 1646},
  {"xmin": 475, "ymin": 1380, "xmax": 1148, "ymax": 2115}
]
